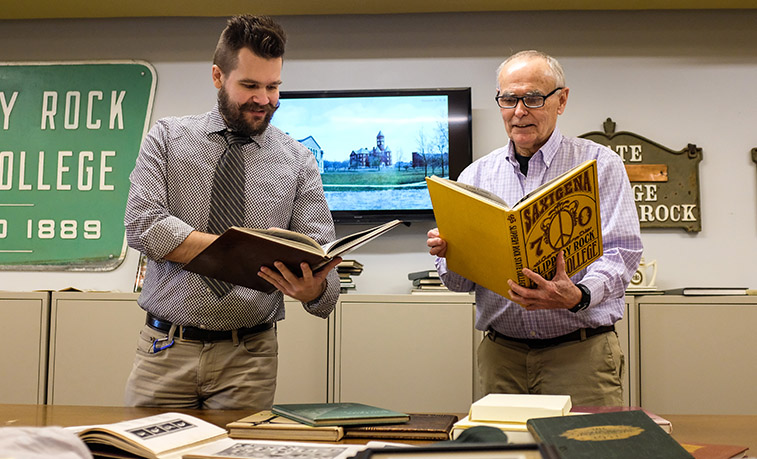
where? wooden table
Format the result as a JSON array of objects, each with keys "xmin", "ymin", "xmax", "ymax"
[
  {"xmin": 2, "ymin": 405, "xmax": 756, "ymax": 455},
  {"xmin": 665, "ymin": 414, "xmax": 757, "ymax": 455},
  {"xmin": 0, "ymin": 404, "xmax": 246, "ymax": 430}
]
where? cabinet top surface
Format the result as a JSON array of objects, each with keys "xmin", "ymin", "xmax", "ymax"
[
  {"xmin": 338, "ymin": 292, "xmax": 475, "ymax": 304},
  {"xmin": 636, "ymin": 295, "xmax": 757, "ymax": 305}
]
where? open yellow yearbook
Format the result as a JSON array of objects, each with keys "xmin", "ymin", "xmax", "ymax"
[{"xmin": 426, "ymin": 159, "xmax": 602, "ymax": 299}]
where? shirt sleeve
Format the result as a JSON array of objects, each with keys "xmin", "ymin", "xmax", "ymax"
[
  {"xmin": 576, "ymin": 151, "xmax": 643, "ymax": 307},
  {"xmin": 287, "ymin": 141, "xmax": 340, "ymax": 317},
  {"xmin": 435, "ymin": 256, "xmax": 475, "ymax": 292},
  {"xmin": 124, "ymin": 119, "xmax": 195, "ymax": 261}
]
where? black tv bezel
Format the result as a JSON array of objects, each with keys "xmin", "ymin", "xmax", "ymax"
[{"xmin": 276, "ymin": 87, "xmax": 473, "ymax": 225}]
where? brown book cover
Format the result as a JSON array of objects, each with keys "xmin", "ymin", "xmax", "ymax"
[
  {"xmin": 226, "ymin": 411, "xmax": 344, "ymax": 442},
  {"xmin": 343, "ymin": 414, "xmax": 458, "ymax": 441},
  {"xmin": 183, "ymin": 219, "xmax": 403, "ymax": 294},
  {"xmin": 680, "ymin": 442, "xmax": 749, "ymax": 459}
]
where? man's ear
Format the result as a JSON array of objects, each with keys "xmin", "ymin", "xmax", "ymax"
[
  {"xmin": 557, "ymin": 87, "xmax": 569, "ymax": 115},
  {"xmin": 211, "ymin": 65, "xmax": 224, "ymax": 89}
]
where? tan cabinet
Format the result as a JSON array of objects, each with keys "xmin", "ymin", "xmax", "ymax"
[
  {"xmin": 618, "ymin": 297, "xmax": 637, "ymax": 406},
  {"xmin": 3, "ymin": 290, "xmax": 635, "ymax": 409},
  {"xmin": 46, "ymin": 292, "xmax": 329, "ymax": 406},
  {"xmin": 334, "ymin": 293, "xmax": 477, "ymax": 413},
  {"xmin": 48, "ymin": 292, "xmax": 144, "ymax": 405},
  {"xmin": 274, "ymin": 299, "xmax": 331, "ymax": 404},
  {"xmin": 0, "ymin": 292, "xmax": 49, "ymax": 404},
  {"xmin": 638, "ymin": 295, "xmax": 757, "ymax": 414}
]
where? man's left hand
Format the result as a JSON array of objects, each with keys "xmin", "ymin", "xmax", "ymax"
[
  {"xmin": 258, "ymin": 257, "xmax": 342, "ymax": 303},
  {"xmin": 507, "ymin": 251, "xmax": 582, "ymax": 310}
]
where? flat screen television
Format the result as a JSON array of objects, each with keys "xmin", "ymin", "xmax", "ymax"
[{"xmin": 271, "ymin": 87, "xmax": 473, "ymax": 224}]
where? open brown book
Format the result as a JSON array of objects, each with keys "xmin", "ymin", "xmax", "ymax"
[
  {"xmin": 70, "ymin": 412, "xmax": 227, "ymax": 459},
  {"xmin": 183, "ymin": 219, "xmax": 405, "ymax": 294}
]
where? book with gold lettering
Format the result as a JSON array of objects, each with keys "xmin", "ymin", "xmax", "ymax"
[
  {"xmin": 426, "ymin": 159, "xmax": 602, "ymax": 299},
  {"xmin": 526, "ymin": 410, "xmax": 693, "ymax": 458}
]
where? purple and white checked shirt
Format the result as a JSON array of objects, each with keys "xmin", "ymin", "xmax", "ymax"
[
  {"xmin": 436, "ymin": 128, "xmax": 642, "ymax": 339},
  {"xmin": 124, "ymin": 105, "xmax": 339, "ymax": 330}
]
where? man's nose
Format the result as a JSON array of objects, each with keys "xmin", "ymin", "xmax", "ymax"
[
  {"xmin": 513, "ymin": 99, "xmax": 529, "ymax": 116},
  {"xmin": 249, "ymin": 89, "xmax": 270, "ymax": 106}
]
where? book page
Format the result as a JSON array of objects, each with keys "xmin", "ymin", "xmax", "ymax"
[
  {"xmin": 451, "ymin": 181, "xmax": 510, "ymax": 207},
  {"xmin": 71, "ymin": 412, "xmax": 226, "ymax": 459},
  {"xmin": 182, "ymin": 438, "xmax": 366, "ymax": 459},
  {"xmin": 511, "ymin": 159, "xmax": 593, "ymax": 208},
  {"xmin": 431, "ymin": 176, "xmax": 510, "ymax": 208},
  {"xmin": 236, "ymin": 227, "xmax": 322, "ymax": 251},
  {"xmin": 320, "ymin": 220, "xmax": 404, "ymax": 259}
]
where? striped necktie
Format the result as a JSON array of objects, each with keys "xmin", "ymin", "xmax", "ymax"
[{"xmin": 203, "ymin": 130, "xmax": 249, "ymax": 297}]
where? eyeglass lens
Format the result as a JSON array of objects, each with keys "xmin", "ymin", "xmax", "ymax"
[{"xmin": 497, "ymin": 95, "xmax": 545, "ymax": 109}]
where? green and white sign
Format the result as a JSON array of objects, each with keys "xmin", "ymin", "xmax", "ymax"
[{"xmin": 0, "ymin": 61, "xmax": 156, "ymax": 270}]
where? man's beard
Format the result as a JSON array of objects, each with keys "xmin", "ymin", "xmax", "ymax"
[{"xmin": 217, "ymin": 85, "xmax": 278, "ymax": 137}]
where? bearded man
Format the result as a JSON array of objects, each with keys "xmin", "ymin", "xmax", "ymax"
[{"xmin": 124, "ymin": 15, "xmax": 340, "ymax": 410}]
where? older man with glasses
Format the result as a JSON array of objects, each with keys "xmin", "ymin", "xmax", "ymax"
[{"xmin": 427, "ymin": 50, "xmax": 642, "ymax": 406}]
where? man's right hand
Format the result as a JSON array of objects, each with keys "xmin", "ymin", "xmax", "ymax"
[{"xmin": 426, "ymin": 228, "xmax": 448, "ymax": 258}]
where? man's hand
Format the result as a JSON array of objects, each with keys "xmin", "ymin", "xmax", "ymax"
[
  {"xmin": 507, "ymin": 251, "xmax": 582, "ymax": 310},
  {"xmin": 258, "ymin": 257, "xmax": 342, "ymax": 303},
  {"xmin": 427, "ymin": 228, "xmax": 448, "ymax": 257}
]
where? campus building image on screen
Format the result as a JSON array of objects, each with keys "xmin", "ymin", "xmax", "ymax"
[{"xmin": 271, "ymin": 88, "xmax": 472, "ymax": 223}]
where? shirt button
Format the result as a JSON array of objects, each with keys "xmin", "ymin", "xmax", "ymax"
[
  {"xmin": 199, "ymin": 325, "xmax": 207, "ymax": 329},
  {"xmin": 530, "ymin": 331, "xmax": 537, "ymax": 337}
]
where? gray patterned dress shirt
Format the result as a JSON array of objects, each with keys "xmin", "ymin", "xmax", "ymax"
[{"xmin": 125, "ymin": 105, "xmax": 339, "ymax": 330}]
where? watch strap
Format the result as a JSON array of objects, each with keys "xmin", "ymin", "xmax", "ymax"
[{"xmin": 569, "ymin": 283, "xmax": 591, "ymax": 313}]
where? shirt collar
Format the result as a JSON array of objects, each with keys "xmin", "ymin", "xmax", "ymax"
[{"xmin": 505, "ymin": 127, "xmax": 563, "ymax": 168}]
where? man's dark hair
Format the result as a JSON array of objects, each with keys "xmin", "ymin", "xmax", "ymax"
[{"xmin": 213, "ymin": 15, "xmax": 287, "ymax": 74}]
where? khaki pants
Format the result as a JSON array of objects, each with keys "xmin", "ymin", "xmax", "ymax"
[
  {"xmin": 124, "ymin": 324, "xmax": 278, "ymax": 410},
  {"xmin": 477, "ymin": 330, "xmax": 624, "ymax": 406}
]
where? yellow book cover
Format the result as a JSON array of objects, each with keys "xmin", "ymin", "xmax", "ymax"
[{"xmin": 426, "ymin": 159, "xmax": 602, "ymax": 299}]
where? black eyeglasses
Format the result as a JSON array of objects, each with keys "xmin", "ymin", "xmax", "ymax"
[{"xmin": 494, "ymin": 87, "xmax": 563, "ymax": 109}]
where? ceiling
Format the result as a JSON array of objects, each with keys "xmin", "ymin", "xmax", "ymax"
[{"xmin": 2, "ymin": 0, "xmax": 756, "ymax": 20}]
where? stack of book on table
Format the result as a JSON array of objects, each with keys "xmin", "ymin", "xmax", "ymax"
[
  {"xmin": 408, "ymin": 269, "xmax": 449, "ymax": 293},
  {"xmin": 337, "ymin": 259, "xmax": 363, "ymax": 293},
  {"xmin": 227, "ymin": 403, "xmax": 458, "ymax": 443},
  {"xmin": 451, "ymin": 393, "xmax": 572, "ymax": 443}
]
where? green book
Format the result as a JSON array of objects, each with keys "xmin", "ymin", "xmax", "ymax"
[
  {"xmin": 526, "ymin": 410, "xmax": 693, "ymax": 459},
  {"xmin": 272, "ymin": 402, "xmax": 410, "ymax": 427}
]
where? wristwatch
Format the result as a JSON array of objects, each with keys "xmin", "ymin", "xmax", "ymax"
[{"xmin": 569, "ymin": 283, "xmax": 591, "ymax": 313}]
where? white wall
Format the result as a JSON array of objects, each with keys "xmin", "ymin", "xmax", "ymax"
[{"xmin": 1, "ymin": 10, "xmax": 755, "ymax": 294}]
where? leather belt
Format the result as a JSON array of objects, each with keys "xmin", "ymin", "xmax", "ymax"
[
  {"xmin": 146, "ymin": 313, "xmax": 273, "ymax": 341},
  {"xmin": 487, "ymin": 325, "xmax": 615, "ymax": 349}
]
